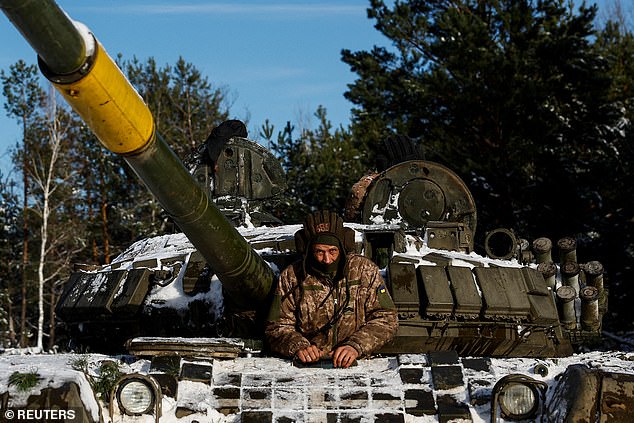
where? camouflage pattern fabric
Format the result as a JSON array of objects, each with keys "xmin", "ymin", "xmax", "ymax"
[
  {"xmin": 266, "ymin": 254, "xmax": 398, "ymax": 358},
  {"xmin": 344, "ymin": 172, "xmax": 378, "ymax": 222}
]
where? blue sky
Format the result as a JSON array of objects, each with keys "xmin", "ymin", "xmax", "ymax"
[
  {"xmin": 0, "ymin": 0, "xmax": 387, "ymax": 174},
  {"xmin": 0, "ymin": 0, "xmax": 618, "ymax": 176}
]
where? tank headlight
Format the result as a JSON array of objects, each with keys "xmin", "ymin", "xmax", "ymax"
[
  {"xmin": 117, "ymin": 379, "xmax": 154, "ymax": 414},
  {"xmin": 491, "ymin": 374, "xmax": 546, "ymax": 421},
  {"xmin": 499, "ymin": 382, "xmax": 538, "ymax": 418},
  {"xmin": 110, "ymin": 374, "xmax": 162, "ymax": 420}
]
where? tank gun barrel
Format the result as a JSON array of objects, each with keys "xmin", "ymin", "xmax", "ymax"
[
  {"xmin": 0, "ymin": 0, "xmax": 85, "ymax": 74},
  {"xmin": 1, "ymin": 0, "xmax": 274, "ymax": 309}
]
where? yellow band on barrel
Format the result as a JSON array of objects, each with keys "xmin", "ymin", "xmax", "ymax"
[{"xmin": 52, "ymin": 42, "xmax": 154, "ymax": 155}]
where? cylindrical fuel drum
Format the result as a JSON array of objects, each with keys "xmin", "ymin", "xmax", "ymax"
[
  {"xmin": 561, "ymin": 261, "xmax": 581, "ymax": 297},
  {"xmin": 537, "ymin": 261, "xmax": 557, "ymax": 291},
  {"xmin": 556, "ymin": 285, "xmax": 577, "ymax": 330},
  {"xmin": 584, "ymin": 261, "xmax": 604, "ymax": 291},
  {"xmin": 532, "ymin": 237, "xmax": 553, "ymax": 264},
  {"xmin": 580, "ymin": 286, "xmax": 600, "ymax": 332},
  {"xmin": 557, "ymin": 237, "xmax": 577, "ymax": 265}
]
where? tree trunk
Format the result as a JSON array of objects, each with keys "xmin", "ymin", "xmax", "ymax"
[
  {"xmin": 36, "ymin": 88, "xmax": 63, "ymax": 352},
  {"xmin": 87, "ymin": 184, "xmax": 98, "ymax": 262},
  {"xmin": 82, "ymin": 154, "xmax": 98, "ymax": 263},
  {"xmin": 99, "ymin": 154, "xmax": 110, "ymax": 264},
  {"xmin": 36, "ymin": 193, "xmax": 47, "ymax": 352},
  {"xmin": 20, "ymin": 114, "xmax": 29, "ymax": 348},
  {"xmin": 48, "ymin": 280, "xmax": 56, "ymax": 351},
  {"xmin": 34, "ymin": 88, "xmax": 61, "ymax": 351},
  {"xmin": 7, "ymin": 298, "xmax": 16, "ymax": 347}
]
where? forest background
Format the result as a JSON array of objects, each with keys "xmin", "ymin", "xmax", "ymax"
[{"xmin": 1, "ymin": 0, "xmax": 633, "ymax": 351}]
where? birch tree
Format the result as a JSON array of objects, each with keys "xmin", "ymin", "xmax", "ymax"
[{"xmin": 28, "ymin": 87, "xmax": 80, "ymax": 350}]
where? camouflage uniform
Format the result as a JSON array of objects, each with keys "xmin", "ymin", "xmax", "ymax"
[{"xmin": 266, "ymin": 253, "xmax": 398, "ymax": 358}]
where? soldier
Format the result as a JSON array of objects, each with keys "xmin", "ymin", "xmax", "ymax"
[{"xmin": 266, "ymin": 210, "xmax": 398, "ymax": 368}]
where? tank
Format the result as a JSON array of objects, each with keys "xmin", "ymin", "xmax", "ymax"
[
  {"xmin": 1, "ymin": 1, "xmax": 633, "ymax": 422},
  {"xmin": 54, "ymin": 132, "xmax": 602, "ymax": 359}
]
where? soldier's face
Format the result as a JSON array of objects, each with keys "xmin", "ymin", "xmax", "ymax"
[{"xmin": 312, "ymin": 244, "xmax": 340, "ymax": 264}]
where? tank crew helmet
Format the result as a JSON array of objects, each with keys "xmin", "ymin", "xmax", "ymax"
[
  {"xmin": 295, "ymin": 210, "xmax": 355, "ymax": 277},
  {"xmin": 295, "ymin": 210, "xmax": 355, "ymax": 255}
]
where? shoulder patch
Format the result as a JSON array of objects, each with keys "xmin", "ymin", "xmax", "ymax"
[{"xmin": 377, "ymin": 284, "xmax": 396, "ymax": 310}]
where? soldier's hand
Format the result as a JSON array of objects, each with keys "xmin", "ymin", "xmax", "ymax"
[
  {"xmin": 331, "ymin": 345, "xmax": 359, "ymax": 368},
  {"xmin": 296, "ymin": 345, "xmax": 324, "ymax": 363}
]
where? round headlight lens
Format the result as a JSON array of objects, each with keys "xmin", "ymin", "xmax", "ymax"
[
  {"xmin": 117, "ymin": 379, "xmax": 154, "ymax": 415},
  {"xmin": 499, "ymin": 382, "xmax": 538, "ymax": 419}
]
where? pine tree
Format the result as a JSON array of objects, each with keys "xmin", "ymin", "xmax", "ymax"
[
  {"xmin": 1, "ymin": 60, "xmax": 45, "ymax": 347},
  {"xmin": 342, "ymin": 0, "xmax": 626, "ymax": 237},
  {"xmin": 268, "ymin": 106, "xmax": 366, "ymax": 222},
  {"xmin": 0, "ymin": 173, "xmax": 21, "ymax": 348},
  {"xmin": 584, "ymin": 16, "xmax": 634, "ymax": 331}
]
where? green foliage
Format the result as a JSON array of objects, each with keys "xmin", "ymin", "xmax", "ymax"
[
  {"xmin": 594, "ymin": 19, "xmax": 634, "ymax": 117},
  {"xmin": 69, "ymin": 356, "xmax": 90, "ymax": 373},
  {"xmin": 70, "ymin": 357, "xmax": 123, "ymax": 401},
  {"xmin": 93, "ymin": 361, "xmax": 123, "ymax": 401},
  {"xmin": 1, "ymin": 59, "xmax": 47, "ymax": 349},
  {"xmin": 583, "ymin": 17, "xmax": 634, "ymax": 331},
  {"xmin": 265, "ymin": 106, "xmax": 368, "ymax": 222},
  {"xmin": 1, "ymin": 60, "xmax": 44, "ymax": 122},
  {"xmin": 0, "ymin": 173, "xmax": 20, "ymax": 347},
  {"xmin": 8, "ymin": 370, "xmax": 40, "ymax": 391}
]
